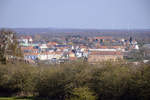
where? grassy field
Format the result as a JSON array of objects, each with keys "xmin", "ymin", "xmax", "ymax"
[
  {"xmin": 0, "ymin": 97, "xmax": 32, "ymax": 100},
  {"xmin": 0, "ymin": 97, "xmax": 49, "ymax": 100}
]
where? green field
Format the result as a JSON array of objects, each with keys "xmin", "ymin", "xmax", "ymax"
[
  {"xmin": 0, "ymin": 97, "xmax": 49, "ymax": 100},
  {"xmin": 0, "ymin": 97, "xmax": 31, "ymax": 100}
]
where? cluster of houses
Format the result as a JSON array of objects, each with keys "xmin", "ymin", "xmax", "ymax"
[{"xmin": 18, "ymin": 35, "xmax": 139, "ymax": 64}]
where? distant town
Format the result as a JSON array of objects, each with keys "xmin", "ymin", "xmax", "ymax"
[
  {"xmin": 1, "ymin": 29, "xmax": 150, "ymax": 65},
  {"xmin": 15, "ymin": 31, "xmax": 150, "ymax": 64}
]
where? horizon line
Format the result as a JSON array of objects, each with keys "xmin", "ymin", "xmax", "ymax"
[{"xmin": 1, "ymin": 27, "xmax": 150, "ymax": 30}]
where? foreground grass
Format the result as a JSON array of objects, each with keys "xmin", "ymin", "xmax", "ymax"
[
  {"xmin": 0, "ymin": 97, "xmax": 49, "ymax": 100},
  {"xmin": 0, "ymin": 97, "xmax": 32, "ymax": 100}
]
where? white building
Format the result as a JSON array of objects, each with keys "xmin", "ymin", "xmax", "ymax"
[
  {"xmin": 40, "ymin": 44, "xmax": 48, "ymax": 49},
  {"xmin": 38, "ymin": 52, "xmax": 62, "ymax": 60},
  {"xmin": 89, "ymin": 49, "xmax": 117, "ymax": 52},
  {"xmin": 18, "ymin": 36, "xmax": 33, "ymax": 44}
]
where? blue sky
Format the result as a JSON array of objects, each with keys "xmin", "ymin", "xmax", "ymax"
[{"xmin": 0, "ymin": 0, "xmax": 150, "ymax": 29}]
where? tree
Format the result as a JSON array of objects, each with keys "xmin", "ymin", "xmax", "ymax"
[
  {"xmin": 0, "ymin": 29, "xmax": 22, "ymax": 64},
  {"xmin": 67, "ymin": 87, "xmax": 97, "ymax": 100}
]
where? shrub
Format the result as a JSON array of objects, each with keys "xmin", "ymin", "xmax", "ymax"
[
  {"xmin": 67, "ymin": 87, "xmax": 97, "ymax": 100},
  {"xmin": 0, "ymin": 63, "xmax": 37, "ymax": 96},
  {"xmin": 35, "ymin": 62, "xmax": 93, "ymax": 99}
]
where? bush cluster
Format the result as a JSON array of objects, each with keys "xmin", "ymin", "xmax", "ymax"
[{"xmin": 0, "ymin": 61, "xmax": 150, "ymax": 100}]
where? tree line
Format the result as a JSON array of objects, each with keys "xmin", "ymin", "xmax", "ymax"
[{"xmin": 0, "ymin": 61, "xmax": 150, "ymax": 100}]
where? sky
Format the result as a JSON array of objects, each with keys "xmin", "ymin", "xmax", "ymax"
[{"xmin": 0, "ymin": 0, "xmax": 150, "ymax": 29}]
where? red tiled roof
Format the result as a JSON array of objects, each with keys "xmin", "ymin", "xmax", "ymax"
[
  {"xmin": 55, "ymin": 51, "xmax": 62, "ymax": 54},
  {"xmin": 97, "ymin": 46, "xmax": 124, "ymax": 49},
  {"xmin": 94, "ymin": 37, "xmax": 112, "ymax": 39},
  {"xmin": 21, "ymin": 46, "xmax": 34, "ymax": 50},
  {"xmin": 90, "ymin": 51, "xmax": 123, "ymax": 55},
  {"xmin": 80, "ymin": 46, "xmax": 87, "ymax": 48},
  {"xmin": 47, "ymin": 42, "xmax": 58, "ymax": 46},
  {"xmin": 21, "ymin": 47, "xmax": 38, "ymax": 52},
  {"xmin": 24, "ymin": 53, "xmax": 38, "ymax": 56}
]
